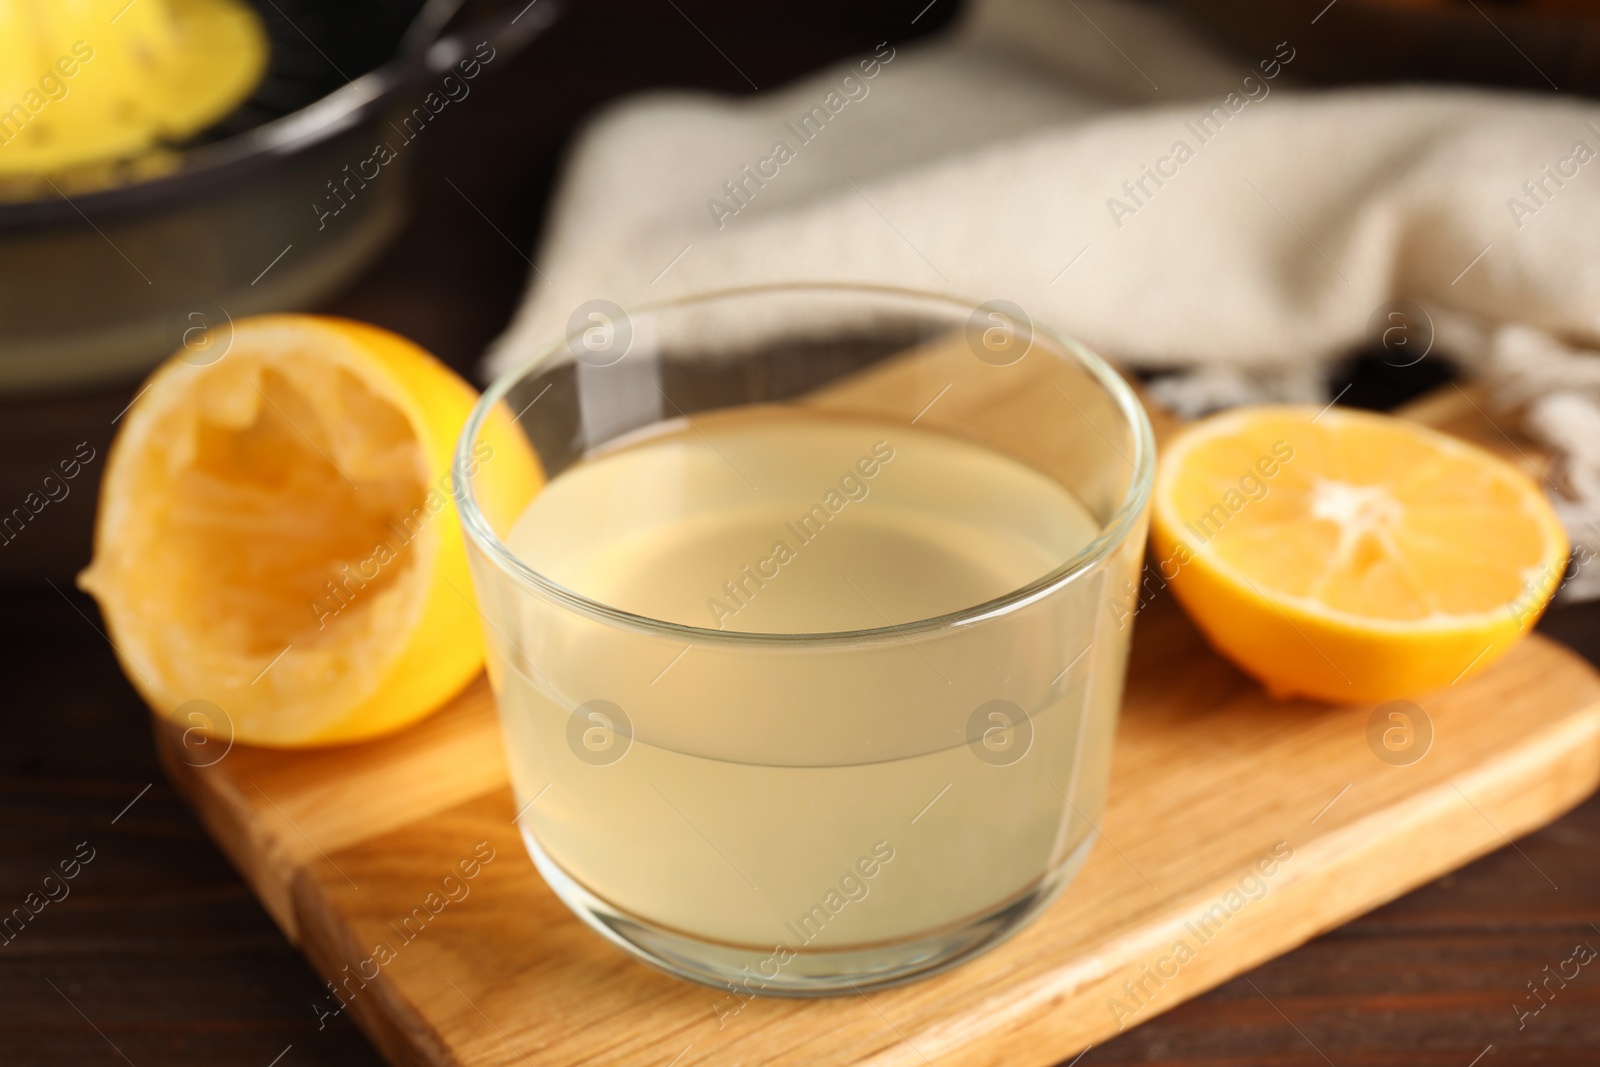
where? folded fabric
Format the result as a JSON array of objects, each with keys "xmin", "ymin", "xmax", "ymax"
[{"xmin": 485, "ymin": 0, "xmax": 1600, "ymax": 598}]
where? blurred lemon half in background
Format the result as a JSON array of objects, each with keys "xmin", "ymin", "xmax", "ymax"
[
  {"xmin": 0, "ymin": 0, "xmax": 267, "ymax": 178},
  {"xmin": 1151, "ymin": 405, "xmax": 1569, "ymax": 704},
  {"xmin": 79, "ymin": 315, "xmax": 542, "ymax": 747}
]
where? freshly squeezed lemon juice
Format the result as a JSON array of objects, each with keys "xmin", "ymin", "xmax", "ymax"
[{"xmin": 492, "ymin": 407, "xmax": 1118, "ymax": 957}]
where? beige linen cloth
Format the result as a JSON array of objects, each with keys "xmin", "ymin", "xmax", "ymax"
[{"xmin": 484, "ymin": 0, "xmax": 1600, "ymax": 597}]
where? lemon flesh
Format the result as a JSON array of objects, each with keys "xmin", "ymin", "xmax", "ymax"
[
  {"xmin": 0, "ymin": 0, "xmax": 268, "ymax": 178},
  {"xmin": 1151, "ymin": 405, "xmax": 1568, "ymax": 703}
]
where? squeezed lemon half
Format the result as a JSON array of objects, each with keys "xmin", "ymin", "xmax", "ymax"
[
  {"xmin": 0, "ymin": 0, "xmax": 267, "ymax": 177},
  {"xmin": 80, "ymin": 315, "xmax": 542, "ymax": 746}
]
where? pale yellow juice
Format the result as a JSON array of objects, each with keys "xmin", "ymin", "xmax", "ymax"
[{"xmin": 494, "ymin": 407, "xmax": 1111, "ymax": 951}]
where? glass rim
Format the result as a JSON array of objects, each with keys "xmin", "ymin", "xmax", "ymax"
[{"xmin": 454, "ymin": 281, "xmax": 1156, "ymax": 647}]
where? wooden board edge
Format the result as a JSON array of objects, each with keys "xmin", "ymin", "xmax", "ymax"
[
  {"xmin": 151, "ymin": 677, "xmax": 512, "ymax": 946},
  {"xmin": 154, "ymin": 716, "xmax": 304, "ymax": 941},
  {"xmin": 291, "ymin": 861, "xmax": 469, "ymax": 1067}
]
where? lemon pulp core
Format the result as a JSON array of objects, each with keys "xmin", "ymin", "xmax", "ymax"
[{"xmin": 149, "ymin": 364, "xmax": 428, "ymax": 659}]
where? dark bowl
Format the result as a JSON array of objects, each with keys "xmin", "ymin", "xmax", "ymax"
[
  {"xmin": 0, "ymin": 0, "xmax": 558, "ymax": 584},
  {"xmin": 0, "ymin": 0, "xmax": 558, "ymax": 393}
]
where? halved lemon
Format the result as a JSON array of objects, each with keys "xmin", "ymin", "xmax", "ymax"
[
  {"xmin": 79, "ymin": 315, "xmax": 541, "ymax": 746},
  {"xmin": 1150, "ymin": 405, "xmax": 1568, "ymax": 703},
  {"xmin": 0, "ymin": 0, "xmax": 269, "ymax": 177}
]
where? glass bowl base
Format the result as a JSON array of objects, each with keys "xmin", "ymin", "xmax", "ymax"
[{"xmin": 519, "ymin": 824, "xmax": 1097, "ymax": 997}]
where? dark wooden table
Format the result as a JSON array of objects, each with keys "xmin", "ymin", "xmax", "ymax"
[{"xmin": 4, "ymin": 1, "xmax": 1599, "ymax": 1064}]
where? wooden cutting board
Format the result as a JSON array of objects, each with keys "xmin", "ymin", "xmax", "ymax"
[{"xmin": 154, "ymin": 369, "xmax": 1600, "ymax": 1067}]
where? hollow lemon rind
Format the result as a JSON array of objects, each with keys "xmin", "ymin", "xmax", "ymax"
[{"xmin": 83, "ymin": 315, "xmax": 541, "ymax": 747}]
